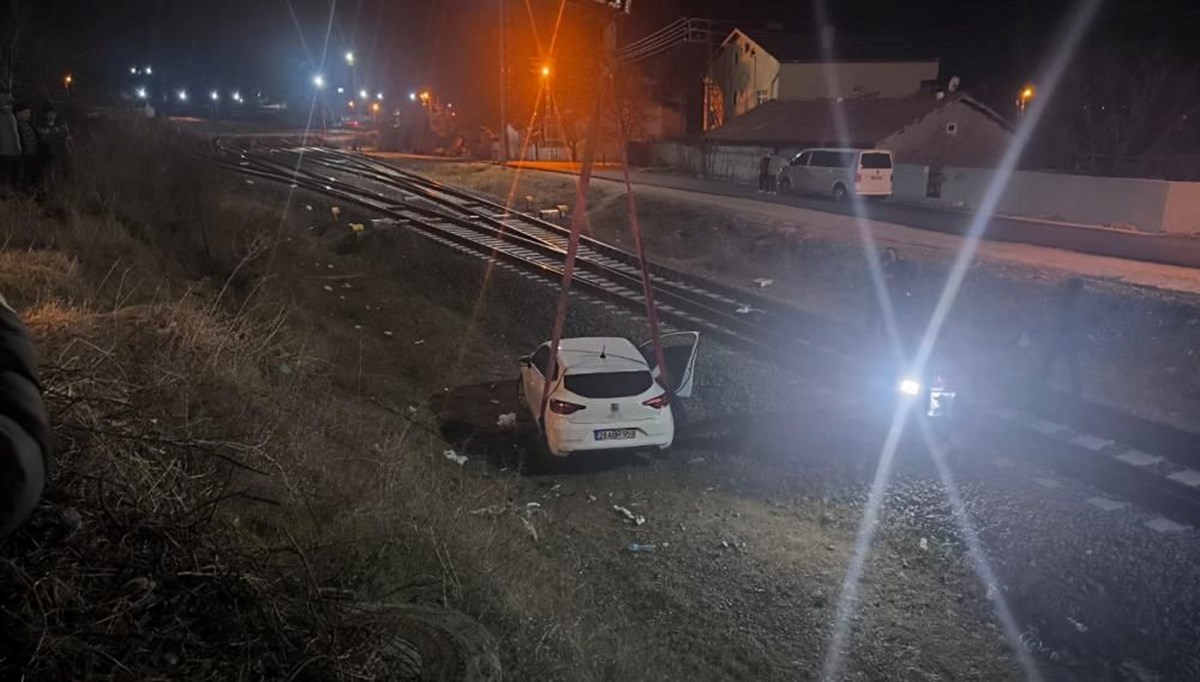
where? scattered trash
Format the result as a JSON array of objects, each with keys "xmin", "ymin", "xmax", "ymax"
[
  {"xmin": 919, "ymin": 537, "xmax": 929, "ymax": 551},
  {"xmin": 277, "ymin": 363, "xmax": 293, "ymax": 376},
  {"xmin": 383, "ymin": 330, "xmax": 394, "ymax": 337},
  {"xmin": 735, "ymin": 305, "xmax": 763, "ymax": 315},
  {"xmin": 244, "ymin": 179, "xmax": 255, "ymax": 185},
  {"xmin": 338, "ymin": 295, "xmax": 345, "ymax": 301},
  {"xmin": 752, "ymin": 278, "xmax": 774, "ymax": 288},
  {"xmin": 1067, "ymin": 616, "xmax": 1088, "ymax": 633},
  {"xmin": 350, "ymin": 222, "xmax": 366, "ymax": 233},
  {"xmin": 489, "ymin": 399, "xmax": 501, "ymax": 405},
  {"xmin": 687, "ymin": 456, "xmax": 707, "ymax": 465},
  {"xmin": 354, "ymin": 324, "xmax": 362, "ymax": 330},
  {"xmin": 322, "ymin": 285, "xmax": 334, "ymax": 292},
  {"xmin": 305, "ymin": 204, "xmax": 313, "ymax": 211},
  {"xmin": 526, "ymin": 501, "xmax": 541, "ymax": 509},
  {"xmin": 587, "ymin": 495, "xmax": 597, "ymax": 503},
  {"xmin": 414, "ymin": 339, "xmax": 425, "ymax": 345},
  {"xmin": 613, "ymin": 505, "xmax": 646, "ymax": 526},
  {"xmin": 341, "ymin": 282, "xmax": 353, "ymax": 289},
  {"xmin": 627, "ymin": 543, "xmax": 656, "ymax": 553},
  {"xmin": 327, "ymin": 264, "xmax": 334, "ymax": 269},
  {"xmin": 497, "ymin": 412, "xmax": 517, "ymax": 430},
  {"xmin": 521, "ymin": 516, "xmax": 539, "ymax": 542},
  {"xmin": 406, "ymin": 405, "xmax": 418, "ymax": 415},
  {"xmin": 469, "ymin": 504, "xmax": 507, "ymax": 517},
  {"xmin": 443, "ymin": 449, "xmax": 467, "ymax": 466},
  {"xmin": 331, "ymin": 206, "xmax": 342, "ymax": 218}
]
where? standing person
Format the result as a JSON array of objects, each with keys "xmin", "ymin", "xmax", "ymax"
[
  {"xmin": 0, "ymin": 93, "xmax": 20, "ymax": 192},
  {"xmin": 757, "ymin": 153, "xmax": 771, "ymax": 193},
  {"xmin": 13, "ymin": 102, "xmax": 40, "ymax": 194},
  {"xmin": 1038, "ymin": 277, "xmax": 1086, "ymax": 395},
  {"xmin": 36, "ymin": 106, "xmax": 73, "ymax": 191}
]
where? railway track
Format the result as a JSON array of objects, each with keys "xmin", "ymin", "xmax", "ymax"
[{"xmin": 215, "ymin": 143, "xmax": 1200, "ymax": 527}]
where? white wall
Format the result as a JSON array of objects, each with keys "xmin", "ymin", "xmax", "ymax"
[
  {"xmin": 777, "ymin": 61, "xmax": 939, "ymax": 101},
  {"xmin": 896, "ymin": 163, "xmax": 1185, "ymax": 235},
  {"xmin": 653, "ymin": 140, "xmax": 1200, "ymax": 235}
]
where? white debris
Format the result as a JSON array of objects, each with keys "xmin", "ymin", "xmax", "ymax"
[
  {"xmin": 322, "ymin": 285, "xmax": 334, "ymax": 292},
  {"xmin": 383, "ymin": 330, "xmax": 394, "ymax": 337},
  {"xmin": 1067, "ymin": 616, "xmax": 1089, "ymax": 633},
  {"xmin": 687, "ymin": 456, "xmax": 706, "ymax": 465},
  {"xmin": 752, "ymin": 278, "xmax": 774, "ymax": 288},
  {"xmin": 613, "ymin": 505, "xmax": 645, "ymax": 526},
  {"xmin": 469, "ymin": 504, "xmax": 508, "ymax": 517},
  {"xmin": 918, "ymin": 537, "xmax": 929, "ymax": 551},
  {"xmin": 331, "ymin": 206, "xmax": 342, "ymax": 218},
  {"xmin": 735, "ymin": 306, "xmax": 763, "ymax": 315},
  {"xmin": 443, "ymin": 449, "xmax": 467, "ymax": 466},
  {"xmin": 521, "ymin": 516, "xmax": 539, "ymax": 542},
  {"xmin": 414, "ymin": 339, "xmax": 425, "ymax": 345},
  {"xmin": 305, "ymin": 204, "xmax": 313, "ymax": 211},
  {"xmin": 497, "ymin": 412, "xmax": 517, "ymax": 430}
]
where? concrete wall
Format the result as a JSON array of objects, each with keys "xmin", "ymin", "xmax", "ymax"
[
  {"xmin": 654, "ymin": 140, "xmax": 1200, "ymax": 235},
  {"xmin": 776, "ymin": 61, "xmax": 939, "ymax": 101},
  {"xmin": 896, "ymin": 163, "xmax": 1192, "ymax": 235}
]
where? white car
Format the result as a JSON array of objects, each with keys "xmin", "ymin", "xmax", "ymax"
[
  {"xmin": 517, "ymin": 333, "xmax": 700, "ymax": 457},
  {"xmin": 777, "ymin": 147, "xmax": 894, "ymax": 201}
]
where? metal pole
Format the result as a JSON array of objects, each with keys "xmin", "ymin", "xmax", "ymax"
[{"xmin": 498, "ymin": 0, "xmax": 509, "ymax": 164}]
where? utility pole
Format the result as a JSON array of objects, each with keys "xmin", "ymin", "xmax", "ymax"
[{"xmin": 498, "ymin": 0, "xmax": 509, "ymax": 164}]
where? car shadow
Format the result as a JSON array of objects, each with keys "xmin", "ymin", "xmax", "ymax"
[{"xmin": 427, "ymin": 380, "xmax": 651, "ymax": 476}]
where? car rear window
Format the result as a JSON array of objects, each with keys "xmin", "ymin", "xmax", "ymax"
[
  {"xmin": 564, "ymin": 371, "xmax": 653, "ymax": 398},
  {"xmin": 860, "ymin": 152, "xmax": 893, "ymax": 169}
]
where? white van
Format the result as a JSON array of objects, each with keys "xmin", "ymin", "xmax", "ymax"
[{"xmin": 776, "ymin": 148, "xmax": 894, "ymax": 201}]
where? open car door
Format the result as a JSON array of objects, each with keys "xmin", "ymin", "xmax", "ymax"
[{"xmin": 638, "ymin": 332, "xmax": 701, "ymax": 399}]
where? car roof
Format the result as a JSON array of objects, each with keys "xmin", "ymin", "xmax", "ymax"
[
  {"xmin": 549, "ymin": 337, "xmax": 649, "ymax": 375},
  {"xmin": 797, "ymin": 148, "xmax": 892, "ymax": 154}
]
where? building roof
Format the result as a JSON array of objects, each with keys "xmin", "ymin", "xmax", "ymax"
[
  {"xmin": 726, "ymin": 28, "xmax": 938, "ymax": 64},
  {"xmin": 704, "ymin": 93, "xmax": 1007, "ymax": 147}
]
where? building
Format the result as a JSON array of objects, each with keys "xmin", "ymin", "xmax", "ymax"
[
  {"xmin": 653, "ymin": 92, "xmax": 1013, "ymax": 183},
  {"xmin": 704, "ymin": 28, "xmax": 940, "ymax": 130}
]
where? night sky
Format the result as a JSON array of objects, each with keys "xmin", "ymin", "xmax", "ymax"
[{"xmin": 24, "ymin": 0, "xmax": 1200, "ymax": 117}]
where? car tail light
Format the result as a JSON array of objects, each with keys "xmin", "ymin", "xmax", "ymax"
[
  {"xmin": 643, "ymin": 394, "xmax": 670, "ymax": 409},
  {"xmin": 549, "ymin": 399, "xmax": 585, "ymax": 415}
]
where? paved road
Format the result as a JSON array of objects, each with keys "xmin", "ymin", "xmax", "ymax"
[{"xmin": 521, "ymin": 163, "xmax": 1200, "ymax": 270}]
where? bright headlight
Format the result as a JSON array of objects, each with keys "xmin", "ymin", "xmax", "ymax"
[{"xmin": 899, "ymin": 378, "xmax": 922, "ymax": 396}]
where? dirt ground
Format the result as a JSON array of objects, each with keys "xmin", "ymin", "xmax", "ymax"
[{"xmin": 403, "ymin": 159, "xmax": 1200, "ymax": 433}]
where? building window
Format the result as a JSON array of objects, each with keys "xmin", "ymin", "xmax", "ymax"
[{"xmin": 945, "ymin": 122, "xmax": 958, "ymax": 135}]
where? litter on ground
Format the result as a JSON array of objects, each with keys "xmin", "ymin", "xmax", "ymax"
[{"xmin": 443, "ymin": 449, "xmax": 468, "ymax": 466}]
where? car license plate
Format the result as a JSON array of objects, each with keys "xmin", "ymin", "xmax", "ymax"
[{"xmin": 595, "ymin": 428, "xmax": 637, "ymax": 441}]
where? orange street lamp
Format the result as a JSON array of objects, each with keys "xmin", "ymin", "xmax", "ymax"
[
  {"xmin": 63, "ymin": 73, "xmax": 73, "ymax": 92},
  {"xmin": 370, "ymin": 101, "xmax": 381, "ymax": 114},
  {"xmin": 540, "ymin": 64, "xmax": 551, "ymax": 78},
  {"xmin": 1017, "ymin": 84, "xmax": 1035, "ymax": 117}
]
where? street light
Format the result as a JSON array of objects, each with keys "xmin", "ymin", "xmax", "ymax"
[
  {"xmin": 408, "ymin": 92, "xmax": 417, "ymax": 102},
  {"xmin": 359, "ymin": 89, "xmax": 369, "ymax": 100},
  {"xmin": 130, "ymin": 66, "xmax": 138, "ymax": 75},
  {"xmin": 345, "ymin": 51, "xmax": 355, "ymax": 65},
  {"xmin": 232, "ymin": 91, "xmax": 242, "ymax": 103},
  {"xmin": 376, "ymin": 92, "xmax": 384, "ymax": 101},
  {"xmin": 312, "ymin": 74, "xmax": 326, "ymax": 89},
  {"xmin": 63, "ymin": 74, "xmax": 73, "ymax": 91},
  {"xmin": 145, "ymin": 66, "xmax": 153, "ymax": 75},
  {"xmin": 1018, "ymin": 84, "xmax": 1036, "ymax": 117},
  {"xmin": 337, "ymin": 86, "xmax": 344, "ymax": 94},
  {"xmin": 540, "ymin": 64, "xmax": 551, "ymax": 78},
  {"xmin": 210, "ymin": 90, "xmax": 220, "ymax": 102},
  {"xmin": 177, "ymin": 89, "xmax": 188, "ymax": 102},
  {"xmin": 135, "ymin": 87, "xmax": 147, "ymax": 99}
]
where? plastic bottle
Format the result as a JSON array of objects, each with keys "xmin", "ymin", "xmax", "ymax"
[{"xmin": 627, "ymin": 543, "xmax": 656, "ymax": 553}]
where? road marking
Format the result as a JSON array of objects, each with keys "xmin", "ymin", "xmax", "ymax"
[
  {"xmin": 1034, "ymin": 477, "xmax": 1062, "ymax": 489},
  {"xmin": 1069, "ymin": 434, "xmax": 1114, "ymax": 452},
  {"xmin": 1114, "ymin": 450, "xmax": 1163, "ymax": 467},
  {"xmin": 1086, "ymin": 496, "xmax": 1128, "ymax": 512},
  {"xmin": 1167, "ymin": 469, "xmax": 1200, "ymax": 488},
  {"xmin": 1144, "ymin": 516, "xmax": 1190, "ymax": 534}
]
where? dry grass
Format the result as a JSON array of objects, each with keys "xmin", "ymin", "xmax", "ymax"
[{"xmin": 0, "ymin": 120, "xmax": 640, "ymax": 681}]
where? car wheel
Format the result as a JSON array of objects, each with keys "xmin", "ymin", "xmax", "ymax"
[
  {"xmin": 833, "ymin": 183, "xmax": 849, "ymax": 202},
  {"xmin": 778, "ymin": 176, "xmax": 791, "ymax": 194}
]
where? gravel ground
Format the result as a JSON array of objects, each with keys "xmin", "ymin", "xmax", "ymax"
[{"xmin": 278, "ymin": 155, "xmax": 1200, "ymax": 681}]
